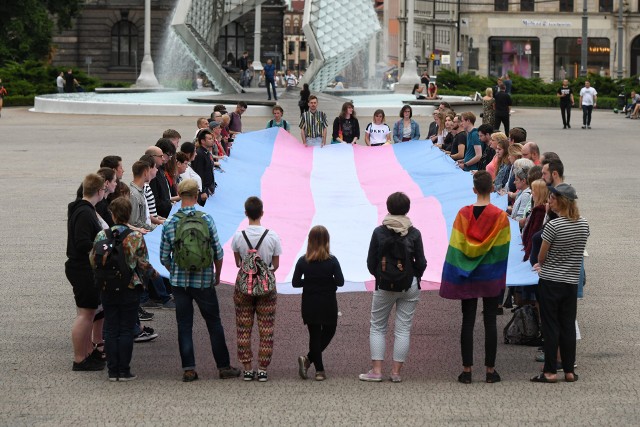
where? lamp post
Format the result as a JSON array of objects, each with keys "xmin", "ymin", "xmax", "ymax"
[
  {"xmin": 135, "ymin": 0, "xmax": 161, "ymax": 87},
  {"xmin": 580, "ymin": 0, "xmax": 588, "ymax": 77},
  {"xmin": 617, "ymin": 0, "xmax": 624, "ymax": 79},
  {"xmin": 395, "ymin": 0, "xmax": 420, "ymax": 91}
]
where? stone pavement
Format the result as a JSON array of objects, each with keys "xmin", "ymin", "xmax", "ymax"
[{"xmin": 0, "ymin": 103, "xmax": 638, "ymax": 426}]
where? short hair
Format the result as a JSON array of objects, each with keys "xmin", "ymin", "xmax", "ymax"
[
  {"xmin": 82, "ymin": 173, "xmax": 104, "ymax": 198},
  {"xmin": 156, "ymin": 138, "xmax": 176, "ymax": 155},
  {"xmin": 213, "ymin": 104, "xmax": 227, "ymax": 113},
  {"xmin": 399, "ymin": 105, "xmax": 412, "ymax": 118},
  {"xmin": 439, "ymin": 101, "xmax": 451, "ymax": 109},
  {"xmin": 100, "ymin": 155, "xmax": 122, "ymax": 170},
  {"xmin": 197, "ymin": 117, "xmax": 209, "ymax": 127},
  {"xmin": 139, "ymin": 154, "xmax": 155, "ymax": 169},
  {"xmin": 525, "ymin": 141, "xmax": 540, "ymax": 157},
  {"xmin": 308, "ymin": 95, "xmax": 318, "ymax": 102},
  {"xmin": 197, "ymin": 129, "xmax": 212, "ymax": 143},
  {"xmin": 514, "ymin": 165, "xmax": 532, "ymax": 181},
  {"xmin": 244, "ymin": 196, "xmax": 264, "ymax": 221},
  {"xmin": 473, "ymin": 170, "xmax": 493, "ymax": 195},
  {"xmin": 485, "ymin": 87, "xmax": 493, "ymax": 97},
  {"xmin": 180, "ymin": 141, "xmax": 196, "ymax": 155},
  {"xmin": 373, "ymin": 109, "xmax": 385, "ymax": 120},
  {"xmin": 108, "ymin": 197, "xmax": 132, "ymax": 224},
  {"xmin": 477, "ymin": 124, "xmax": 494, "ymax": 136},
  {"xmin": 546, "ymin": 158, "xmax": 564, "ymax": 178},
  {"xmin": 461, "ymin": 111, "xmax": 476, "ymax": 124},
  {"xmin": 272, "ymin": 105, "xmax": 283, "ymax": 114},
  {"xmin": 96, "ymin": 167, "xmax": 115, "ymax": 183},
  {"xmin": 499, "ymin": 83, "xmax": 506, "ymax": 91},
  {"xmin": 305, "ymin": 225, "xmax": 331, "ymax": 262},
  {"xmin": 131, "ymin": 160, "xmax": 150, "ymax": 178},
  {"xmin": 509, "ymin": 127, "xmax": 526, "ymax": 144},
  {"xmin": 541, "ymin": 152, "xmax": 561, "ymax": 164},
  {"xmin": 176, "ymin": 152, "xmax": 189, "ymax": 163},
  {"xmin": 237, "ymin": 101, "xmax": 248, "ymax": 109},
  {"xmin": 178, "ymin": 179, "xmax": 199, "ymax": 198},
  {"xmin": 163, "ymin": 129, "xmax": 181, "ymax": 139},
  {"xmin": 531, "ymin": 179, "xmax": 550, "ymax": 206},
  {"xmin": 527, "ymin": 165, "xmax": 543, "ymax": 185},
  {"xmin": 386, "ymin": 192, "xmax": 410, "ymax": 215},
  {"xmin": 220, "ymin": 114, "xmax": 230, "ymax": 125},
  {"xmin": 111, "ymin": 181, "xmax": 130, "ymax": 200}
]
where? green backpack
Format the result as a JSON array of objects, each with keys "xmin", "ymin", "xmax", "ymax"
[{"xmin": 174, "ymin": 211, "xmax": 214, "ymax": 272}]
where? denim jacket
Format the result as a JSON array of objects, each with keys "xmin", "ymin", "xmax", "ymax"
[{"xmin": 392, "ymin": 119, "xmax": 420, "ymax": 143}]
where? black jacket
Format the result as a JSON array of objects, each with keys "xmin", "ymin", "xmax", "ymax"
[
  {"xmin": 66, "ymin": 199, "xmax": 101, "ymax": 269},
  {"xmin": 367, "ymin": 225, "xmax": 427, "ymax": 282},
  {"xmin": 191, "ymin": 146, "xmax": 215, "ymax": 196},
  {"xmin": 149, "ymin": 166, "xmax": 172, "ymax": 218}
]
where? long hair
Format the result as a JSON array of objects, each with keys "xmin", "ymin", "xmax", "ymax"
[
  {"xmin": 339, "ymin": 101, "xmax": 356, "ymax": 120},
  {"xmin": 531, "ymin": 179, "xmax": 549, "ymax": 207},
  {"xmin": 493, "ymin": 132, "xmax": 509, "ymax": 165},
  {"xmin": 305, "ymin": 225, "xmax": 331, "ymax": 262},
  {"xmin": 553, "ymin": 195, "xmax": 581, "ymax": 221}
]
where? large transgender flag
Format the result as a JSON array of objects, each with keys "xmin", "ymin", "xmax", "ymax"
[{"xmin": 145, "ymin": 127, "xmax": 538, "ymax": 294}]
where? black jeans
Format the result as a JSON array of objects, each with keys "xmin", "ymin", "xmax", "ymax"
[
  {"xmin": 494, "ymin": 113, "xmax": 510, "ymax": 136},
  {"xmin": 307, "ymin": 323, "xmax": 337, "ymax": 372},
  {"xmin": 266, "ymin": 78, "xmax": 277, "ymax": 100},
  {"xmin": 538, "ymin": 279, "xmax": 577, "ymax": 374},
  {"xmin": 560, "ymin": 104, "xmax": 572, "ymax": 126},
  {"xmin": 101, "ymin": 288, "xmax": 140, "ymax": 378},
  {"xmin": 582, "ymin": 105, "xmax": 593, "ymax": 125},
  {"xmin": 460, "ymin": 296, "xmax": 500, "ymax": 368}
]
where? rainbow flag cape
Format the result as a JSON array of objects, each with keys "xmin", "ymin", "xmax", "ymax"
[
  {"xmin": 144, "ymin": 127, "xmax": 536, "ymax": 294},
  {"xmin": 439, "ymin": 204, "xmax": 511, "ymax": 299}
]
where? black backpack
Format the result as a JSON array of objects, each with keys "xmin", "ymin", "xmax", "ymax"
[
  {"xmin": 504, "ymin": 305, "xmax": 542, "ymax": 346},
  {"xmin": 92, "ymin": 227, "xmax": 134, "ymax": 292},
  {"xmin": 376, "ymin": 228, "xmax": 415, "ymax": 292},
  {"xmin": 268, "ymin": 119, "xmax": 288, "ymax": 129}
]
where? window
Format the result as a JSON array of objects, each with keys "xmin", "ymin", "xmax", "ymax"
[
  {"xmin": 521, "ymin": 0, "xmax": 534, "ymax": 11},
  {"xmin": 111, "ymin": 20, "xmax": 138, "ymax": 67},
  {"xmin": 554, "ymin": 37, "xmax": 610, "ymax": 79},
  {"xmin": 217, "ymin": 23, "xmax": 245, "ymax": 67},
  {"xmin": 599, "ymin": 0, "xmax": 613, "ymax": 12},
  {"xmin": 300, "ymin": 41, "xmax": 307, "ymax": 51},
  {"xmin": 288, "ymin": 41, "xmax": 296, "ymax": 54},
  {"xmin": 488, "ymin": 37, "xmax": 540, "ymax": 78},
  {"xmin": 495, "ymin": 0, "xmax": 508, "ymax": 11},
  {"xmin": 559, "ymin": 0, "xmax": 574, "ymax": 12}
]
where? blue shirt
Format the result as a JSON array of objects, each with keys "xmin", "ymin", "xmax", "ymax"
[
  {"xmin": 160, "ymin": 206, "xmax": 224, "ymax": 288},
  {"xmin": 264, "ymin": 63, "xmax": 275, "ymax": 80},
  {"xmin": 463, "ymin": 128, "xmax": 481, "ymax": 171}
]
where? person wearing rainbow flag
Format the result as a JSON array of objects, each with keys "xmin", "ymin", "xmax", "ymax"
[{"xmin": 439, "ymin": 171, "xmax": 510, "ymax": 384}]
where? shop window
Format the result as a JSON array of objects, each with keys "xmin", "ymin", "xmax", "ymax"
[
  {"xmin": 495, "ymin": 0, "xmax": 508, "ymax": 11},
  {"xmin": 488, "ymin": 37, "xmax": 540, "ymax": 78},
  {"xmin": 111, "ymin": 20, "xmax": 138, "ymax": 67},
  {"xmin": 521, "ymin": 0, "xmax": 534, "ymax": 11},
  {"xmin": 559, "ymin": 0, "xmax": 574, "ymax": 12},
  {"xmin": 554, "ymin": 37, "xmax": 610, "ymax": 79}
]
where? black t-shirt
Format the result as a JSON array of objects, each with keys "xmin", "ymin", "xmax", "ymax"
[
  {"xmin": 557, "ymin": 86, "xmax": 573, "ymax": 106},
  {"xmin": 494, "ymin": 91, "xmax": 512, "ymax": 114},
  {"xmin": 451, "ymin": 131, "xmax": 466, "ymax": 157}
]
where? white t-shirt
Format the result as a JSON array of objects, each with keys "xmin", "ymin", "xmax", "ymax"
[
  {"xmin": 231, "ymin": 225, "xmax": 282, "ymax": 268},
  {"xmin": 56, "ymin": 76, "xmax": 64, "ymax": 89},
  {"xmin": 365, "ymin": 122, "xmax": 391, "ymax": 145},
  {"xmin": 580, "ymin": 87, "xmax": 597, "ymax": 105},
  {"xmin": 180, "ymin": 166, "xmax": 203, "ymax": 191}
]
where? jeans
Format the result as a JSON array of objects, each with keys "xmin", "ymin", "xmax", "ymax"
[
  {"xmin": 538, "ymin": 279, "xmax": 577, "ymax": 374},
  {"xmin": 101, "ymin": 288, "xmax": 140, "ymax": 378},
  {"xmin": 369, "ymin": 279, "xmax": 420, "ymax": 362},
  {"xmin": 560, "ymin": 104, "xmax": 572, "ymax": 126},
  {"xmin": 307, "ymin": 323, "xmax": 337, "ymax": 372},
  {"xmin": 140, "ymin": 276, "xmax": 172, "ymax": 304},
  {"xmin": 173, "ymin": 286, "xmax": 231, "ymax": 371},
  {"xmin": 306, "ymin": 137, "xmax": 323, "ymax": 147},
  {"xmin": 266, "ymin": 78, "xmax": 277, "ymax": 100},
  {"xmin": 582, "ymin": 105, "xmax": 593, "ymax": 126},
  {"xmin": 460, "ymin": 296, "xmax": 500, "ymax": 368}
]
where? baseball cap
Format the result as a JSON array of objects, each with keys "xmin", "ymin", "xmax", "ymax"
[{"xmin": 549, "ymin": 183, "xmax": 577, "ymax": 201}]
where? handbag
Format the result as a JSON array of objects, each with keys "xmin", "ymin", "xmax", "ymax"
[{"xmin": 331, "ymin": 123, "xmax": 343, "ymax": 144}]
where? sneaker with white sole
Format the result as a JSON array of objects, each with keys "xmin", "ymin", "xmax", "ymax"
[
  {"xmin": 257, "ymin": 370, "xmax": 268, "ymax": 382},
  {"xmin": 243, "ymin": 370, "xmax": 256, "ymax": 381},
  {"xmin": 359, "ymin": 370, "xmax": 383, "ymax": 382},
  {"xmin": 134, "ymin": 327, "xmax": 158, "ymax": 343}
]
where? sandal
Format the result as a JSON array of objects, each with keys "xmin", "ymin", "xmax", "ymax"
[
  {"xmin": 565, "ymin": 373, "xmax": 579, "ymax": 383},
  {"xmin": 458, "ymin": 371, "xmax": 472, "ymax": 384},
  {"xmin": 530, "ymin": 373, "xmax": 557, "ymax": 383},
  {"xmin": 92, "ymin": 342, "xmax": 106, "ymax": 361},
  {"xmin": 486, "ymin": 370, "xmax": 501, "ymax": 383}
]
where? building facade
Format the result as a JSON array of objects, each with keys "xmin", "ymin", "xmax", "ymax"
[
  {"xmin": 51, "ymin": 0, "xmax": 284, "ymax": 83},
  {"xmin": 283, "ymin": 0, "xmax": 308, "ymax": 75}
]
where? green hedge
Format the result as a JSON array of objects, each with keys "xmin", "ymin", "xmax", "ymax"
[
  {"xmin": 510, "ymin": 94, "xmax": 618, "ymax": 109},
  {"xmin": 4, "ymin": 95, "xmax": 35, "ymax": 106}
]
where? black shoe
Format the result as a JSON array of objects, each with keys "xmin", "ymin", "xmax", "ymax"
[
  {"xmin": 73, "ymin": 356, "xmax": 106, "ymax": 371},
  {"xmin": 138, "ymin": 307, "xmax": 154, "ymax": 321},
  {"xmin": 118, "ymin": 372, "xmax": 137, "ymax": 382},
  {"xmin": 458, "ymin": 371, "xmax": 472, "ymax": 384},
  {"xmin": 563, "ymin": 125, "xmax": 567, "ymax": 129},
  {"xmin": 486, "ymin": 370, "xmax": 501, "ymax": 383},
  {"xmin": 567, "ymin": 124, "xmax": 571, "ymax": 128}
]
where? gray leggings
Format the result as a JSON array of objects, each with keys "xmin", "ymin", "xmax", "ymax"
[{"xmin": 369, "ymin": 279, "xmax": 420, "ymax": 362}]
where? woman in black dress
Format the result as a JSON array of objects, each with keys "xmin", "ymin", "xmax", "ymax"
[{"xmin": 292, "ymin": 225, "xmax": 344, "ymax": 381}]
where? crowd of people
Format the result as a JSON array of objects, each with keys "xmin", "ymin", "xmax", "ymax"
[{"xmin": 66, "ymin": 92, "xmax": 588, "ymax": 386}]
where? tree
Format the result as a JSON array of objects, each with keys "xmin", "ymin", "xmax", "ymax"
[{"xmin": 0, "ymin": 0, "xmax": 84, "ymax": 65}]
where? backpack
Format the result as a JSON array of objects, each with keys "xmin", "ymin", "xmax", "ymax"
[
  {"xmin": 235, "ymin": 230, "xmax": 276, "ymax": 296},
  {"xmin": 376, "ymin": 227, "xmax": 415, "ymax": 292},
  {"xmin": 174, "ymin": 211, "xmax": 214, "ymax": 272},
  {"xmin": 92, "ymin": 227, "xmax": 134, "ymax": 292},
  {"xmin": 268, "ymin": 119, "xmax": 288, "ymax": 129},
  {"xmin": 504, "ymin": 305, "xmax": 542, "ymax": 345}
]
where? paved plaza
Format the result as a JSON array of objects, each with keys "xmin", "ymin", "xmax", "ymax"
[{"xmin": 0, "ymin": 98, "xmax": 638, "ymax": 426}]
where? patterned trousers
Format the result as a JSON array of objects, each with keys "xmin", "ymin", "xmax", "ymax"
[{"xmin": 233, "ymin": 289, "xmax": 277, "ymax": 370}]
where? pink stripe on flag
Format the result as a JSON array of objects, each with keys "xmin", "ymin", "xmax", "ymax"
[
  {"xmin": 220, "ymin": 129, "xmax": 315, "ymax": 284},
  {"xmin": 352, "ymin": 144, "xmax": 448, "ymax": 291}
]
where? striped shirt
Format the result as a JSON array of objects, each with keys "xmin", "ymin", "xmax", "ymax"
[
  {"xmin": 299, "ymin": 110, "xmax": 328, "ymax": 138},
  {"xmin": 144, "ymin": 183, "xmax": 157, "ymax": 217},
  {"xmin": 159, "ymin": 206, "xmax": 224, "ymax": 288},
  {"xmin": 539, "ymin": 217, "xmax": 589, "ymax": 285}
]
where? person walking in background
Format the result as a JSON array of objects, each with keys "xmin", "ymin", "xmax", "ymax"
[
  {"xmin": 493, "ymin": 84, "xmax": 512, "ymax": 136},
  {"xmin": 0, "ymin": 78, "xmax": 7, "ymax": 118},
  {"xmin": 440, "ymin": 171, "xmax": 510, "ymax": 384},
  {"xmin": 293, "ymin": 226, "xmax": 344, "ymax": 381},
  {"xmin": 481, "ymin": 88, "xmax": 496, "ymax": 128},
  {"xmin": 299, "ymin": 83, "xmax": 310, "ymax": 116},
  {"xmin": 64, "ymin": 69, "xmax": 76, "ymax": 93},
  {"xmin": 262, "ymin": 59, "xmax": 277, "ymax": 101},
  {"xmin": 56, "ymin": 72, "xmax": 65, "ymax": 93},
  {"xmin": 557, "ymin": 79, "xmax": 574, "ymax": 129},
  {"xmin": 579, "ymin": 80, "xmax": 597, "ymax": 129},
  {"xmin": 359, "ymin": 192, "xmax": 427, "ymax": 383}
]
